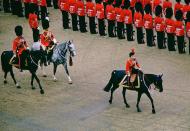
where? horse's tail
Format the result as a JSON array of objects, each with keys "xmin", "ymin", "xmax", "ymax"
[
  {"xmin": 1, "ymin": 51, "xmax": 7, "ymax": 72},
  {"xmin": 103, "ymin": 70, "xmax": 116, "ymax": 92}
]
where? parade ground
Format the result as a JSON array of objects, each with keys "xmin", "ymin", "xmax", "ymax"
[{"xmin": 0, "ymin": 6, "xmax": 190, "ymax": 131}]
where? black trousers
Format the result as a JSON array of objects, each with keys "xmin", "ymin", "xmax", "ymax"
[
  {"xmin": 30, "ymin": 3, "xmax": 39, "ymax": 19},
  {"xmin": 157, "ymin": 31, "xmax": 165, "ymax": 49},
  {"xmin": 167, "ymin": 33, "xmax": 176, "ymax": 51},
  {"xmin": 130, "ymin": 7, "xmax": 135, "ymax": 22},
  {"xmin": 136, "ymin": 27, "xmax": 144, "ymax": 44},
  {"xmin": 40, "ymin": 6, "xmax": 48, "ymax": 21},
  {"xmin": 117, "ymin": 22, "xmax": 125, "ymax": 39},
  {"xmin": 89, "ymin": 17, "xmax": 96, "ymax": 34},
  {"xmin": 62, "ymin": 11, "xmax": 69, "ymax": 29},
  {"xmin": 32, "ymin": 28, "xmax": 39, "ymax": 42},
  {"xmin": 98, "ymin": 19, "xmax": 106, "ymax": 36},
  {"xmin": 146, "ymin": 29, "xmax": 153, "ymax": 47},
  {"xmin": 71, "ymin": 13, "xmax": 78, "ymax": 31},
  {"xmin": 53, "ymin": 0, "xmax": 58, "ymax": 9},
  {"xmin": 10, "ymin": 0, "xmax": 16, "ymax": 15},
  {"xmin": 24, "ymin": 3, "xmax": 30, "ymax": 18},
  {"xmin": 103, "ymin": 2, "xmax": 107, "ymax": 18},
  {"xmin": 108, "ymin": 20, "xmax": 115, "ymax": 37},
  {"xmin": 47, "ymin": 0, "xmax": 52, "ymax": 7},
  {"xmin": 3, "ymin": 0, "xmax": 11, "ymax": 12},
  {"xmin": 126, "ymin": 24, "xmax": 133, "ymax": 41},
  {"xmin": 177, "ymin": 36, "xmax": 185, "ymax": 54},
  {"xmin": 15, "ymin": 0, "xmax": 23, "ymax": 17},
  {"xmin": 79, "ymin": 16, "xmax": 87, "ymax": 33},
  {"xmin": 19, "ymin": 50, "xmax": 30, "ymax": 69}
]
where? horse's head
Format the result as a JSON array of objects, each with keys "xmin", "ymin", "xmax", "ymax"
[
  {"xmin": 154, "ymin": 74, "xmax": 163, "ymax": 92},
  {"xmin": 67, "ymin": 40, "xmax": 76, "ymax": 57}
]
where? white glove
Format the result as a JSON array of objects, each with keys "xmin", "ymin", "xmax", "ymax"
[
  {"xmin": 27, "ymin": 47, "xmax": 30, "ymax": 50},
  {"xmin": 53, "ymin": 38, "xmax": 57, "ymax": 44},
  {"xmin": 13, "ymin": 54, "xmax": 16, "ymax": 57},
  {"xmin": 37, "ymin": 27, "xmax": 40, "ymax": 30}
]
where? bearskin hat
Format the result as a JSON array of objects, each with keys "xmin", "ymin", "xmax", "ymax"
[
  {"xmin": 42, "ymin": 19, "xmax": 49, "ymax": 30},
  {"xmin": 186, "ymin": 11, "xmax": 190, "ymax": 22},
  {"xmin": 15, "ymin": 25, "xmax": 23, "ymax": 36},
  {"xmin": 114, "ymin": 0, "xmax": 122, "ymax": 7},
  {"xmin": 165, "ymin": 7, "xmax": 173, "ymax": 18},
  {"xmin": 176, "ymin": 0, "xmax": 181, "ymax": 2},
  {"xmin": 135, "ymin": 2, "xmax": 143, "ymax": 12},
  {"xmin": 129, "ymin": 48, "xmax": 135, "ymax": 57},
  {"xmin": 184, "ymin": 0, "xmax": 190, "ymax": 5},
  {"xmin": 144, "ymin": 4, "xmax": 152, "ymax": 14},
  {"xmin": 107, "ymin": 0, "xmax": 114, "ymax": 5},
  {"xmin": 175, "ymin": 10, "xmax": 183, "ymax": 20},
  {"xmin": 123, "ymin": 0, "xmax": 130, "ymax": 9},
  {"xmin": 155, "ymin": 5, "xmax": 162, "ymax": 16},
  {"xmin": 95, "ymin": 0, "xmax": 102, "ymax": 4}
]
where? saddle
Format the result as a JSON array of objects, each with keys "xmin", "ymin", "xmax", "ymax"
[
  {"xmin": 9, "ymin": 56, "xmax": 29, "ymax": 69},
  {"xmin": 120, "ymin": 74, "xmax": 140, "ymax": 88}
]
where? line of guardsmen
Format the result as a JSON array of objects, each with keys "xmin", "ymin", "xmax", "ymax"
[{"xmin": 2, "ymin": 0, "xmax": 190, "ymax": 54}]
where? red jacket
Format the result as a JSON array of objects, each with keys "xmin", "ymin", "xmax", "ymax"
[
  {"xmin": 183, "ymin": 5, "xmax": 190, "ymax": 19},
  {"xmin": 143, "ymin": 13, "xmax": 153, "ymax": 29},
  {"xmin": 115, "ymin": 7, "xmax": 125, "ymax": 22},
  {"xmin": 175, "ymin": 21, "xmax": 184, "ymax": 36},
  {"xmin": 96, "ymin": 3, "xmax": 104, "ymax": 19},
  {"xmin": 153, "ymin": 0, "xmax": 161, "ymax": 10},
  {"xmin": 30, "ymin": 0, "xmax": 38, "ymax": 4},
  {"xmin": 39, "ymin": 0, "xmax": 47, "ymax": 6},
  {"xmin": 86, "ymin": 2, "xmax": 96, "ymax": 17},
  {"xmin": 58, "ymin": 0, "xmax": 69, "ymax": 11},
  {"xmin": 134, "ymin": 12, "xmax": 143, "ymax": 27},
  {"xmin": 163, "ymin": 1, "xmax": 172, "ymax": 13},
  {"xmin": 106, "ymin": 4, "xmax": 115, "ymax": 20},
  {"xmin": 40, "ymin": 30, "xmax": 55, "ymax": 47},
  {"xmin": 165, "ymin": 18, "xmax": 175, "ymax": 34},
  {"xmin": 126, "ymin": 58, "xmax": 140, "ymax": 74},
  {"xmin": 29, "ymin": 13, "xmax": 38, "ymax": 29},
  {"xmin": 124, "ymin": 9, "xmax": 132, "ymax": 24},
  {"xmin": 69, "ymin": 0, "xmax": 77, "ymax": 14},
  {"xmin": 24, "ymin": 0, "xmax": 30, "ymax": 3},
  {"xmin": 76, "ymin": 1, "xmax": 85, "ymax": 16},
  {"xmin": 186, "ymin": 22, "xmax": 190, "ymax": 38},
  {"xmin": 12, "ymin": 36, "xmax": 28, "ymax": 55},
  {"xmin": 154, "ymin": 16, "xmax": 165, "ymax": 32}
]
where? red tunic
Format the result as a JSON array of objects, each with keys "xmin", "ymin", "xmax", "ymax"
[
  {"xmin": 134, "ymin": 12, "xmax": 143, "ymax": 28},
  {"xmin": 24, "ymin": 0, "xmax": 30, "ymax": 3},
  {"xmin": 86, "ymin": 2, "xmax": 96, "ymax": 17},
  {"xmin": 29, "ymin": 13, "xmax": 38, "ymax": 29},
  {"xmin": 175, "ymin": 21, "xmax": 184, "ymax": 36},
  {"xmin": 12, "ymin": 36, "xmax": 28, "ymax": 55},
  {"xmin": 143, "ymin": 14, "xmax": 153, "ymax": 29},
  {"xmin": 68, "ymin": 0, "xmax": 77, "ymax": 14},
  {"xmin": 30, "ymin": 0, "xmax": 38, "ymax": 4},
  {"xmin": 186, "ymin": 22, "xmax": 190, "ymax": 38},
  {"xmin": 124, "ymin": 9, "xmax": 132, "ymax": 24},
  {"xmin": 165, "ymin": 18, "xmax": 175, "ymax": 34},
  {"xmin": 163, "ymin": 1, "xmax": 172, "ymax": 13},
  {"xmin": 106, "ymin": 4, "xmax": 115, "ymax": 20},
  {"xmin": 58, "ymin": 0, "xmax": 69, "ymax": 11},
  {"xmin": 183, "ymin": 5, "xmax": 190, "ymax": 19},
  {"xmin": 115, "ymin": 8, "xmax": 125, "ymax": 23},
  {"xmin": 154, "ymin": 16, "xmax": 165, "ymax": 32},
  {"xmin": 39, "ymin": 0, "xmax": 47, "ymax": 6},
  {"xmin": 153, "ymin": 0, "xmax": 161, "ymax": 10},
  {"xmin": 174, "ymin": 2, "xmax": 183, "ymax": 14},
  {"xmin": 40, "ymin": 30, "xmax": 55, "ymax": 47},
  {"xmin": 76, "ymin": 1, "xmax": 85, "ymax": 16},
  {"xmin": 96, "ymin": 3, "xmax": 104, "ymax": 19},
  {"xmin": 126, "ymin": 59, "xmax": 140, "ymax": 74},
  {"xmin": 130, "ymin": 0, "xmax": 136, "ymax": 8}
]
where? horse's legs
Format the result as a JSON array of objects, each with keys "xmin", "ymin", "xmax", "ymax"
[
  {"xmin": 53, "ymin": 63, "xmax": 57, "ymax": 81},
  {"xmin": 122, "ymin": 87, "xmax": 130, "ymax": 108},
  {"xmin": 145, "ymin": 91, "xmax": 156, "ymax": 114},
  {"xmin": 3, "ymin": 71, "xmax": 8, "ymax": 84},
  {"xmin": 63, "ymin": 63, "xmax": 72, "ymax": 84},
  {"xmin": 10, "ymin": 69, "xmax": 20, "ymax": 88},
  {"xmin": 136, "ymin": 92, "xmax": 142, "ymax": 112},
  {"xmin": 31, "ymin": 73, "xmax": 35, "ymax": 90},
  {"xmin": 41, "ymin": 65, "xmax": 47, "ymax": 77},
  {"xmin": 30, "ymin": 71, "xmax": 44, "ymax": 94},
  {"xmin": 109, "ymin": 85, "xmax": 118, "ymax": 104}
]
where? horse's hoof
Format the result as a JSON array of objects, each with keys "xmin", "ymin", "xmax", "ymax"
[
  {"xmin": 40, "ymin": 90, "xmax": 44, "ymax": 94},
  {"xmin": 69, "ymin": 81, "xmax": 73, "ymax": 84},
  {"xmin": 43, "ymin": 75, "xmax": 47, "ymax": 77},
  {"xmin": 137, "ymin": 108, "xmax": 142, "ymax": 112},
  {"xmin": 126, "ymin": 104, "xmax": 130, "ymax": 108},
  {"xmin": 152, "ymin": 109, "xmax": 156, "ymax": 114},
  {"xmin": 109, "ymin": 100, "xmax": 112, "ymax": 104},
  {"xmin": 32, "ymin": 86, "xmax": 36, "ymax": 90},
  {"xmin": 17, "ymin": 86, "xmax": 21, "ymax": 89},
  {"xmin": 4, "ymin": 80, "xmax": 7, "ymax": 84},
  {"xmin": 53, "ymin": 79, "xmax": 57, "ymax": 82}
]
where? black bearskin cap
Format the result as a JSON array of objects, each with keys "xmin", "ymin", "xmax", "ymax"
[
  {"xmin": 175, "ymin": 10, "xmax": 183, "ymax": 20},
  {"xmin": 42, "ymin": 19, "xmax": 49, "ymax": 30},
  {"xmin": 15, "ymin": 25, "xmax": 23, "ymax": 36},
  {"xmin": 144, "ymin": 4, "xmax": 151, "ymax": 14},
  {"xmin": 165, "ymin": 7, "xmax": 173, "ymax": 18},
  {"xmin": 184, "ymin": 0, "xmax": 190, "ymax": 5},
  {"xmin": 186, "ymin": 11, "xmax": 190, "ymax": 22},
  {"xmin": 135, "ymin": 2, "xmax": 142, "ymax": 12},
  {"xmin": 115, "ymin": 0, "xmax": 122, "ymax": 7},
  {"xmin": 176, "ymin": 0, "xmax": 181, "ymax": 2},
  {"xmin": 123, "ymin": 0, "xmax": 130, "ymax": 9},
  {"xmin": 155, "ymin": 5, "xmax": 162, "ymax": 16}
]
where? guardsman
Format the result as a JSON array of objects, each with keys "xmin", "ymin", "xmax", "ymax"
[
  {"xmin": 58, "ymin": 0, "xmax": 70, "ymax": 29},
  {"xmin": 175, "ymin": 10, "xmax": 185, "ymax": 54},
  {"xmin": 124, "ymin": 0, "xmax": 134, "ymax": 41},
  {"xmin": 163, "ymin": 0, "xmax": 172, "ymax": 15},
  {"xmin": 24, "ymin": 0, "xmax": 31, "ymax": 18},
  {"xmin": 40, "ymin": 0, "xmax": 48, "ymax": 21},
  {"xmin": 53, "ymin": 0, "xmax": 59, "ymax": 9},
  {"xmin": 183, "ymin": 0, "xmax": 190, "ymax": 23},
  {"xmin": 174, "ymin": 0, "xmax": 183, "ymax": 15},
  {"xmin": 106, "ymin": 0, "xmax": 116, "ymax": 37},
  {"xmin": 76, "ymin": 0, "xmax": 87, "ymax": 33},
  {"xmin": 86, "ymin": 0, "xmax": 97, "ymax": 34},
  {"xmin": 96, "ymin": 0, "xmax": 106, "ymax": 36},
  {"xmin": 29, "ymin": 7, "xmax": 39, "ymax": 42},
  {"xmin": 134, "ymin": 2, "xmax": 144, "ymax": 44},
  {"xmin": 30, "ymin": 0, "xmax": 40, "ymax": 20},
  {"xmin": 3, "ymin": 0, "xmax": 11, "ymax": 13},
  {"xmin": 115, "ymin": 1, "xmax": 125, "ymax": 39},
  {"xmin": 69, "ymin": 0, "xmax": 78, "ymax": 31},
  {"xmin": 186, "ymin": 11, "xmax": 190, "ymax": 54},
  {"xmin": 144, "ymin": 4, "xmax": 154, "ymax": 47},
  {"xmin": 12, "ymin": 25, "xmax": 29, "ymax": 70},
  {"xmin": 154, "ymin": 5, "xmax": 165, "ymax": 49},
  {"xmin": 165, "ymin": 7, "xmax": 176, "ymax": 51}
]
